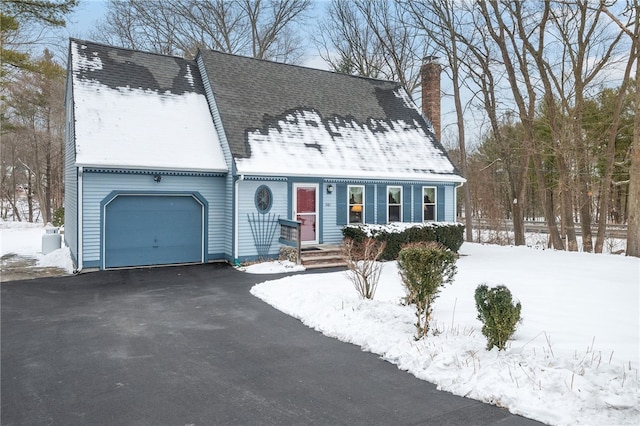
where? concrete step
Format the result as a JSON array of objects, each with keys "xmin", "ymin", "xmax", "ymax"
[
  {"xmin": 300, "ymin": 246, "xmax": 346, "ymax": 269},
  {"xmin": 303, "ymin": 261, "xmax": 348, "ymax": 270}
]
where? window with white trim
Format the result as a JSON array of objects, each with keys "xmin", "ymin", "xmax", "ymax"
[
  {"xmin": 387, "ymin": 186, "xmax": 402, "ymax": 222},
  {"xmin": 348, "ymin": 185, "xmax": 364, "ymax": 224},
  {"xmin": 423, "ymin": 187, "xmax": 436, "ymax": 221}
]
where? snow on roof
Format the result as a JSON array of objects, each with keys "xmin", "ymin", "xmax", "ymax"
[
  {"xmin": 236, "ymin": 108, "xmax": 464, "ymax": 182},
  {"xmin": 70, "ymin": 40, "xmax": 227, "ymax": 172},
  {"xmin": 198, "ymin": 50, "xmax": 463, "ymax": 182}
]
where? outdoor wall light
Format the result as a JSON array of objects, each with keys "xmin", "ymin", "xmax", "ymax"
[
  {"xmin": 153, "ymin": 174, "xmax": 162, "ymax": 183},
  {"xmin": 327, "ymin": 184, "xmax": 334, "ymax": 194}
]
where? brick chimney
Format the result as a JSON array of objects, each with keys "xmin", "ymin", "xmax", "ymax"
[{"xmin": 421, "ymin": 56, "xmax": 441, "ymax": 141}]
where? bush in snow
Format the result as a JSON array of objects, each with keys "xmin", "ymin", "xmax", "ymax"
[
  {"xmin": 343, "ymin": 222, "xmax": 464, "ymax": 260},
  {"xmin": 474, "ymin": 284, "xmax": 522, "ymax": 351},
  {"xmin": 397, "ymin": 242, "xmax": 457, "ymax": 340},
  {"xmin": 342, "ymin": 237, "xmax": 386, "ymax": 300}
]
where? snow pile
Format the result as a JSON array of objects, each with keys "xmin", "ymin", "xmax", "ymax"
[
  {"xmin": 1, "ymin": 222, "xmax": 74, "ymax": 274},
  {"xmin": 241, "ymin": 260, "xmax": 305, "ymax": 274},
  {"xmin": 251, "ymin": 243, "xmax": 640, "ymax": 425}
]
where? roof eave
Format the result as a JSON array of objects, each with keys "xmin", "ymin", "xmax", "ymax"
[
  {"xmin": 76, "ymin": 163, "xmax": 229, "ymax": 174},
  {"xmin": 234, "ymin": 168, "xmax": 466, "ymax": 183}
]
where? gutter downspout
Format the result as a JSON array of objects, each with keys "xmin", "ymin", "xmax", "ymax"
[{"xmin": 76, "ymin": 166, "xmax": 83, "ymax": 273}]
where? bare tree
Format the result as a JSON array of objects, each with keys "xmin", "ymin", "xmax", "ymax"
[
  {"xmin": 465, "ymin": 7, "xmax": 530, "ymax": 245},
  {"xmin": 401, "ymin": 0, "xmax": 476, "ymax": 242},
  {"xmin": 314, "ymin": 0, "xmax": 424, "ymax": 95},
  {"xmin": 93, "ymin": 0, "xmax": 311, "ymax": 62},
  {"xmin": 1, "ymin": 50, "xmax": 65, "ymax": 223},
  {"xmin": 478, "ymin": 0, "xmax": 566, "ymax": 249},
  {"xmin": 599, "ymin": 1, "xmax": 639, "ymax": 257},
  {"xmin": 314, "ymin": 0, "xmax": 386, "ymax": 77},
  {"xmin": 533, "ymin": 1, "xmax": 626, "ymax": 252}
]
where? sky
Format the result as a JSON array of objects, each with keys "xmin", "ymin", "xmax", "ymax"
[{"xmin": 65, "ymin": 0, "xmax": 107, "ymax": 38}]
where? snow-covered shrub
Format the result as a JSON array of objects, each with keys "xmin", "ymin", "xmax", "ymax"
[
  {"xmin": 342, "ymin": 222, "xmax": 464, "ymax": 260},
  {"xmin": 397, "ymin": 242, "xmax": 457, "ymax": 340},
  {"xmin": 474, "ymin": 284, "xmax": 522, "ymax": 351},
  {"xmin": 342, "ymin": 237, "xmax": 386, "ymax": 300},
  {"xmin": 52, "ymin": 207, "xmax": 64, "ymax": 227}
]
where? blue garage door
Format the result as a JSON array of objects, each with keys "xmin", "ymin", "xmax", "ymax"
[{"xmin": 105, "ymin": 195, "xmax": 203, "ymax": 268}]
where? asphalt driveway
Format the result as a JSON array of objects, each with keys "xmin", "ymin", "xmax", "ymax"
[{"xmin": 1, "ymin": 264, "xmax": 542, "ymax": 425}]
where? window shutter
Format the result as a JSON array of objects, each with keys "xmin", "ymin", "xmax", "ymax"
[
  {"xmin": 336, "ymin": 184, "xmax": 347, "ymax": 225},
  {"xmin": 403, "ymin": 185, "xmax": 412, "ymax": 222},
  {"xmin": 413, "ymin": 186, "xmax": 422, "ymax": 222},
  {"xmin": 365, "ymin": 185, "xmax": 375, "ymax": 224},
  {"xmin": 437, "ymin": 186, "xmax": 445, "ymax": 221},
  {"xmin": 377, "ymin": 185, "xmax": 387, "ymax": 224}
]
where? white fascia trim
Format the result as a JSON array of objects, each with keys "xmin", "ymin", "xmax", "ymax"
[
  {"xmin": 235, "ymin": 169, "xmax": 466, "ymax": 183},
  {"xmin": 75, "ymin": 163, "xmax": 228, "ymax": 173}
]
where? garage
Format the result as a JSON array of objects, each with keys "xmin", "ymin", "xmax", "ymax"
[{"xmin": 104, "ymin": 194, "xmax": 205, "ymax": 268}]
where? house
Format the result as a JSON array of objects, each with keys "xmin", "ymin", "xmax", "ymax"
[{"xmin": 65, "ymin": 39, "xmax": 465, "ymax": 271}]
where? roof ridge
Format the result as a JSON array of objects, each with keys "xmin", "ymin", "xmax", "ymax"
[
  {"xmin": 198, "ymin": 49, "xmax": 402, "ymax": 87},
  {"xmin": 69, "ymin": 38, "xmax": 193, "ymax": 63}
]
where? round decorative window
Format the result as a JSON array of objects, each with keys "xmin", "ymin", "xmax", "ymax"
[{"xmin": 255, "ymin": 185, "xmax": 273, "ymax": 214}]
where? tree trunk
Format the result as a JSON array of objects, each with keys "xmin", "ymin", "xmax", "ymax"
[
  {"xmin": 626, "ymin": 60, "xmax": 640, "ymax": 257},
  {"xmin": 44, "ymin": 109, "xmax": 53, "ymax": 224},
  {"xmin": 531, "ymin": 151, "xmax": 565, "ymax": 249},
  {"xmin": 27, "ymin": 172, "xmax": 34, "ymax": 223},
  {"xmin": 557, "ymin": 154, "xmax": 578, "ymax": 251}
]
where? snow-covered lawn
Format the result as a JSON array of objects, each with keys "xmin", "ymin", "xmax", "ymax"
[{"xmin": 250, "ymin": 243, "xmax": 640, "ymax": 425}]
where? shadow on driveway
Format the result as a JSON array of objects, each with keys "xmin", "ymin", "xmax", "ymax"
[{"xmin": 1, "ymin": 264, "xmax": 543, "ymax": 425}]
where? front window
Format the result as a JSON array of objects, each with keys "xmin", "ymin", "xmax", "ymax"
[
  {"xmin": 388, "ymin": 186, "xmax": 402, "ymax": 222},
  {"xmin": 348, "ymin": 185, "xmax": 364, "ymax": 224},
  {"xmin": 423, "ymin": 187, "xmax": 436, "ymax": 221}
]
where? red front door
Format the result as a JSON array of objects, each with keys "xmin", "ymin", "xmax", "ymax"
[{"xmin": 295, "ymin": 185, "xmax": 317, "ymax": 243}]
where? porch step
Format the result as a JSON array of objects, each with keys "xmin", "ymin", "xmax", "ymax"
[{"xmin": 300, "ymin": 245, "xmax": 347, "ymax": 269}]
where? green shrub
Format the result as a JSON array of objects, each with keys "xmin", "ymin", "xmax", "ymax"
[
  {"xmin": 342, "ymin": 223, "xmax": 464, "ymax": 260},
  {"xmin": 398, "ymin": 242, "xmax": 457, "ymax": 340},
  {"xmin": 342, "ymin": 225, "xmax": 367, "ymax": 243},
  {"xmin": 474, "ymin": 284, "xmax": 522, "ymax": 351},
  {"xmin": 52, "ymin": 207, "xmax": 64, "ymax": 227}
]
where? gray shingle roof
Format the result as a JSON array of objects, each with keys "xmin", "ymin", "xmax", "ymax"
[
  {"xmin": 70, "ymin": 38, "xmax": 205, "ymax": 96},
  {"xmin": 68, "ymin": 39, "xmax": 228, "ymax": 172},
  {"xmin": 197, "ymin": 50, "xmax": 453, "ymax": 167}
]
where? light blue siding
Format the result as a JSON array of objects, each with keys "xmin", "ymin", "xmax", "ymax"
[
  {"xmin": 322, "ymin": 183, "xmax": 342, "ymax": 244},
  {"xmin": 197, "ymin": 55, "xmax": 235, "ymax": 260},
  {"xmin": 81, "ymin": 172, "xmax": 225, "ymax": 267},
  {"xmin": 444, "ymin": 184, "xmax": 455, "ymax": 222},
  {"xmin": 237, "ymin": 180, "xmax": 287, "ymax": 259},
  {"xmin": 63, "ymin": 72, "xmax": 78, "ymax": 268}
]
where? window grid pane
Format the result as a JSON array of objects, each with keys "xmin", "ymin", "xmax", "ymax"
[
  {"xmin": 348, "ymin": 185, "xmax": 364, "ymax": 224},
  {"xmin": 388, "ymin": 186, "xmax": 402, "ymax": 222},
  {"xmin": 423, "ymin": 187, "xmax": 436, "ymax": 221}
]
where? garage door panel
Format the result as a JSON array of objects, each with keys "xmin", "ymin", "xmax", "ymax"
[{"xmin": 105, "ymin": 195, "xmax": 203, "ymax": 268}]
